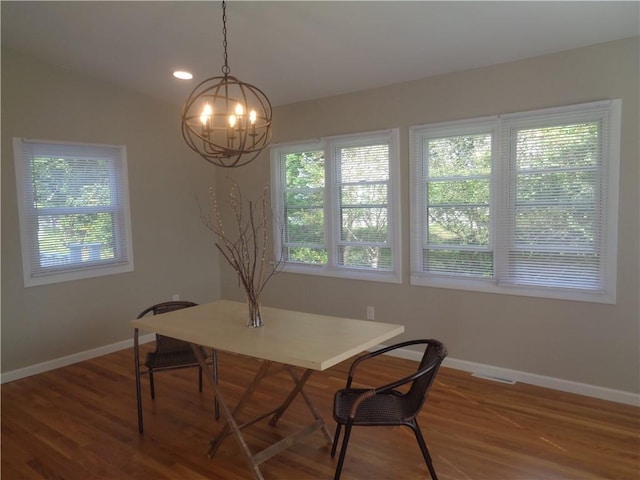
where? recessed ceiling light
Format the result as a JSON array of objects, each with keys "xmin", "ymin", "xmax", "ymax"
[{"xmin": 173, "ymin": 71, "xmax": 193, "ymax": 80}]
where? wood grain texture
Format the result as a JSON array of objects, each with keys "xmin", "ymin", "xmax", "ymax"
[{"xmin": 2, "ymin": 347, "xmax": 638, "ymax": 479}]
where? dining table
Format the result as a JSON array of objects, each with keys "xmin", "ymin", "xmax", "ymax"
[{"xmin": 131, "ymin": 299, "xmax": 405, "ymax": 480}]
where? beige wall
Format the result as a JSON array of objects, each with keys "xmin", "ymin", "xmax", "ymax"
[
  {"xmin": 2, "ymin": 38, "xmax": 638, "ymax": 397},
  {"xmin": 219, "ymin": 38, "xmax": 640, "ymax": 395},
  {"xmin": 1, "ymin": 49, "xmax": 221, "ymax": 373}
]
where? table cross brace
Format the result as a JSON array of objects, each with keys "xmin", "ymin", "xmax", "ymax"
[{"xmin": 191, "ymin": 344, "xmax": 332, "ymax": 480}]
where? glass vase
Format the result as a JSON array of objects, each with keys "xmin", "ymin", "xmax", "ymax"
[{"xmin": 247, "ymin": 297, "xmax": 263, "ymax": 328}]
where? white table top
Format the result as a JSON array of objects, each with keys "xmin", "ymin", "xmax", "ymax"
[{"xmin": 132, "ymin": 300, "xmax": 404, "ymax": 371}]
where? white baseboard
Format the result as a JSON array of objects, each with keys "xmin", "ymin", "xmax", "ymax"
[
  {"xmin": 2, "ymin": 338, "xmax": 638, "ymax": 407},
  {"xmin": 0, "ymin": 333, "xmax": 155, "ymax": 384},
  {"xmin": 381, "ymin": 345, "xmax": 640, "ymax": 407}
]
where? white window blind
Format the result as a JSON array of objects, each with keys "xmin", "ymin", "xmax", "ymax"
[
  {"xmin": 497, "ymin": 106, "xmax": 614, "ymax": 292},
  {"xmin": 271, "ymin": 129, "xmax": 401, "ymax": 283},
  {"xmin": 332, "ymin": 137, "xmax": 392, "ymax": 270},
  {"xmin": 279, "ymin": 146, "xmax": 327, "ymax": 264},
  {"xmin": 411, "ymin": 119, "xmax": 496, "ymax": 278},
  {"xmin": 411, "ymin": 100, "xmax": 620, "ymax": 303},
  {"xmin": 13, "ymin": 138, "xmax": 134, "ymax": 286}
]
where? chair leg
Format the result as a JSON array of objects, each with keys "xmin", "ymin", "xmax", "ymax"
[
  {"xmin": 149, "ymin": 371, "xmax": 155, "ymax": 400},
  {"xmin": 198, "ymin": 365, "xmax": 203, "ymax": 392},
  {"xmin": 411, "ymin": 421, "xmax": 438, "ymax": 480},
  {"xmin": 331, "ymin": 423, "xmax": 342, "ymax": 457},
  {"xmin": 135, "ymin": 370, "xmax": 144, "ymax": 433},
  {"xmin": 333, "ymin": 422, "xmax": 353, "ymax": 480},
  {"xmin": 134, "ymin": 328, "xmax": 144, "ymax": 434},
  {"xmin": 213, "ymin": 350, "xmax": 219, "ymax": 420}
]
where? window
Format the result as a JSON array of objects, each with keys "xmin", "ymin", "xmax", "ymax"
[
  {"xmin": 410, "ymin": 100, "xmax": 620, "ymax": 303},
  {"xmin": 412, "ymin": 118, "xmax": 497, "ymax": 279},
  {"xmin": 271, "ymin": 130, "xmax": 401, "ymax": 283},
  {"xmin": 13, "ymin": 138, "xmax": 134, "ymax": 287}
]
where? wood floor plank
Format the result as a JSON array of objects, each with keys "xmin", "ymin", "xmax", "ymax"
[{"xmin": 2, "ymin": 348, "xmax": 638, "ymax": 479}]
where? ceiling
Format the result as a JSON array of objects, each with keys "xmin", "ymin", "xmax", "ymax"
[{"xmin": 2, "ymin": 1, "xmax": 639, "ymax": 108}]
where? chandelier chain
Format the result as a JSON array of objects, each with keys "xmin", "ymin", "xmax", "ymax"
[{"xmin": 221, "ymin": 0, "xmax": 230, "ymax": 76}]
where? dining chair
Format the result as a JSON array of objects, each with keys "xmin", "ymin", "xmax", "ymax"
[
  {"xmin": 134, "ymin": 300, "xmax": 219, "ymax": 433},
  {"xmin": 331, "ymin": 339, "xmax": 447, "ymax": 480}
]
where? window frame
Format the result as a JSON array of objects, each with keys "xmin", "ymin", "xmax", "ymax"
[
  {"xmin": 13, "ymin": 138, "xmax": 134, "ymax": 287},
  {"xmin": 410, "ymin": 116, "xmax": 499, "ymax": 282},
  {"xmin": 271, "ymin": 129, "xmax": 401, "ymax": 283},
  {"xmin": 410, "ymin": 100, "xmax": 620, "ymax": 303}
]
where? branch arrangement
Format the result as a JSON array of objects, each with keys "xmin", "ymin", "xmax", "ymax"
[{"xmin": 201, "ymin": 182, "xmax": 283, "ymax": 324}]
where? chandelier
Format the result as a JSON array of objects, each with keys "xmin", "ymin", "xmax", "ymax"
[{"xmin": 181, "ymin": 1, "xmax": 272, "ymax": 168}]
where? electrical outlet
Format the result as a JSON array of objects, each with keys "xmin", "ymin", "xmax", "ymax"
[
  {"xmin": 172, "ymin": 293, "xmax": 180, "ymax": 301},
  {"xmin": 366, "ymin": 306, "xmax": 375, "ymax": 320}
]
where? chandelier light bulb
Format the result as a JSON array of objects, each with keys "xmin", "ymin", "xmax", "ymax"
[{"xmin": 200, "ymin": 104, "xmax": 213, "ymax": 125}]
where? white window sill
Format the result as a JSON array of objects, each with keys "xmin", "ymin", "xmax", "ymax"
[
  {"xmin": 282, "ymin": 262, "xmax": 402, "ymax": 284},
  {"xmin": 410, "ymin": 273, "xmax": 615, "ymax": 304}
]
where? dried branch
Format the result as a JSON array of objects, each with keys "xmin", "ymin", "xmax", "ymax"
[{"xmin": 201, "ymin": 181, "xmax": 284, "ymax": 309}]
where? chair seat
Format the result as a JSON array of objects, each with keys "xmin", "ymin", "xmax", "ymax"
[
  {"xmin": 144, "ymin": 348, "xmax": 203, "ymax": 369},
  {"xmin": 334, "ymin": 388, "xmax": 413, "ymax": 425}
]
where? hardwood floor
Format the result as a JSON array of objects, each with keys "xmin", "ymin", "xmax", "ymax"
[{"xmin": 2, "ymin": 347, "xmax": 638, "ymax": 479}]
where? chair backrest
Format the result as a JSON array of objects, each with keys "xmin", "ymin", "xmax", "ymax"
[
  {"xmin": 137, "ymin": 301, "xmax": 198, "ymax": 353},
  {"xmin": 405, "ymin": 339, "xmax": 447, "ymax": 418}
]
